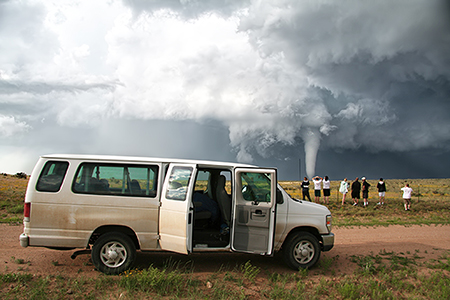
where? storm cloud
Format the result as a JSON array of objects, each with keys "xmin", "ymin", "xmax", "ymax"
[{"xmin": 1, "ymin": 0, "xmax": 449, "ymax": 179}]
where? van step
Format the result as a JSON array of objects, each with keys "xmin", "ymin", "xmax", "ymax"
[{"xmin": 71, "ymin": 249, "xmax": 92, "ymax": 259}]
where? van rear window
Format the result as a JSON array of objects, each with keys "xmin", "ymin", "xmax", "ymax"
[
  {"xmin": 36, "ymin": 161, "xmax": 69, "ymax": 192},
  {"xmin": 72, "ymin": 163, "xmax": 158, "ymax": 197}
]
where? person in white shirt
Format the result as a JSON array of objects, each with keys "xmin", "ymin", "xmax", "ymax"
[
  {"xmin": 401, "ymin": 183, "xmax": 414, "ymax": 211},
  {"xmin": 312, "ymin": 176, "xmax": 323, "ymax": 203},
  {"xmin": 339, "ymin": 178, "xmax": 349, "ymax": 205},
  {"xmin": 322, "ymin": 176, "xmax": 331, "ymax": 204}
]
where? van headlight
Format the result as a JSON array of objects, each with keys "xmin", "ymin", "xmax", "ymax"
[{"xmin": 326, "ymin": 215, "xmax": 332, "ymax": 233}]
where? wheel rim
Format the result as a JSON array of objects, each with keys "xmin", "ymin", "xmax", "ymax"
[
  {"xmin": 293, "ymin": 240, "xmax": 315, "ymax": 264},
  {"xmin": 100, "ymin": 241, "xmax": 127, "ymax": 268}
]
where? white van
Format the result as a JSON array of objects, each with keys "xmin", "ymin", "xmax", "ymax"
[{"xmin": 20, "ymin": 154, "xmax": 334, "ymax": 274}]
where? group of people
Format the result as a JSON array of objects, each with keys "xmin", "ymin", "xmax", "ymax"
[
  {"xmin": 301, "ymin": 176, "xmax": 415, "ymax": 211},
  {"xmin": 339, "ymin": 177, "xmax": 385, "ymax": 207},
  {"xmin": 301, "ymin": 176, "xmax": 331, "ymax": 204}
]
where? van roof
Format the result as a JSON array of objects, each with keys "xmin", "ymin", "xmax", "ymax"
[{"xmin": 41, "ymin": 154, "xmax": 258, "ymax": 169}]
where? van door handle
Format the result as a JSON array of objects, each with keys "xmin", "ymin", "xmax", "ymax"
[{"xmin": 253, "ymin": 210, "xmax": 266, "ymax": 217}]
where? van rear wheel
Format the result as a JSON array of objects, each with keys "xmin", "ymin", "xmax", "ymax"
[
  {"xmin": 92, "ymin": 232, "xmax": 136, "ymax": 275},
  {"xmin": 283, "ymin": 232, "xmax": 320, "ymax": 270}
]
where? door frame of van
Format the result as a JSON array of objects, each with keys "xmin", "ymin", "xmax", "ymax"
[{"xmin": 158, "ymin": 164, "xmax": 277, "ymax": 256}]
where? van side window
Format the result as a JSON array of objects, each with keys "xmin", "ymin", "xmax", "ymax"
[
  {"xmin": 240, "ymin": 172, "xmax": 272, "ymax": 203},
  {"xmin": 165, "ymin": 167, "xmax": 193, "ymax": 201},
  {"xmin": 36, "ymin": 161, "xmax": 69, "ymax": 192},
  {"xmin": 72, "ymin": 163, "xmax": 158, "ymax": 197}
]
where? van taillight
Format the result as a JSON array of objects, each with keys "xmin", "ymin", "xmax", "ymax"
[{"xmin": 24, "ymin": 202, "xmax": 30, "ymax": 220}]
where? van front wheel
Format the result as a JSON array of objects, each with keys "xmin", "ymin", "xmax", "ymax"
[
  {"xmin": 283, "ymin": 232, "xmax": 320, "ymax": 270},
  {"xmin": 92, "ymin": 232, "xmax": 136, "ymax": 275}
]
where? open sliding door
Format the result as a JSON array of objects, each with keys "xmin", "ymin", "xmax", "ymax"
[
  {"xmin": 231, "ymin": 168, "xmax": 277, "ymax": 255},
  {"xmin": 159, "ymin": 163, "xmax": 196, "ymax": 254}
]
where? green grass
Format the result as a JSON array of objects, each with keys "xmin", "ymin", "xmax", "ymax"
[
  {"xmin": 119, "ymin": 266, "xmax": 195, "ymax": 297},
  {"xmin": 240, "ymin": 260, "xmax": 260, "ymax": 282},
  {"xmin": 2, "ymin": 254, "xmax": 450, "ymax": 299}
]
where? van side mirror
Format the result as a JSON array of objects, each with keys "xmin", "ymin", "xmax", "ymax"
[{"xmin": 276, "ymin": 188, "xmax": 284, "ymax": 204}]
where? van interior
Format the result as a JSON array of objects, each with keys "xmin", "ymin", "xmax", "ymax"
[{"xmin": 192, "ymin": 168, "xmax": 232, "ymax": 248}]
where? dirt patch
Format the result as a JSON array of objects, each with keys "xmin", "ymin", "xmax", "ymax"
[{"xmin": 2, "ymin": 224, "xmax": 450, "ymax": 277}]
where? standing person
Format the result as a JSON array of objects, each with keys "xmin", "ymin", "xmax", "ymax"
[
  {"xmin": 401, "ymin": 183, "xmax": 413, "ymax": 211},
  {"xmin": 301, "ymin": 177, "xmax": 312, "ymax": 201},
  {"xmin": 312, "ymin": 176, "xmax": 323, "ymax": 203},
  {"xmin": 377, "ymin": 178, "xmax": 387, "ymax": 205},
  {"xmin": 351, "ymin": 177, "xmax": 361, "ymax": 206},
  {"xmin": 361, "ymin": 177, "xmax": 371, "ymax": 207},
  {"xmin": 322, "ymin": 176, "xmax": 331, "ymax": 204},
  {"xmin": 339, "ymin": 178, "xmax": 349, "ymax": 205}
]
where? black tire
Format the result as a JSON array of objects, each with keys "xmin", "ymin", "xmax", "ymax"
[
  {"xmin": 92, "ymin": 232, "xmax": 136, "ymax": 275},
  {"xmin": 283, "ymin": 232, "xmax": 321, "ymax": 270}
]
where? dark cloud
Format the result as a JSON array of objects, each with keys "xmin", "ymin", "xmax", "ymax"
[{"xmin": 234, "ymin": 0, "xmax": 450, "ymax": 176}]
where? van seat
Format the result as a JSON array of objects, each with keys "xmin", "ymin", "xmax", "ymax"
[
  {"xmin": 193, "ymin": 206, "xmax": 212, "ymax": 229},
  {"xmin": 88, "ymin": 177, "xmax": 110, "ymax": 193},
  {"xmin": 130, "ymin": 179, "xmax": 142, "ymax": 195},
  {"xmin": 216, "ymin": 175, "xmax": 231, "ymax": 225}
]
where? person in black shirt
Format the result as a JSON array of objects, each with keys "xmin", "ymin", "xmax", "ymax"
[
  {"xmin": 377, "ymin": 178, "xmax": 386, "ymax": 205},
  {"xmin": 351, "ymin": 177, "xmax": 361, "ymax": 206},
  {"xmin": 361, "ymin": 177, "xmax": 371, "ymax": 207},
  {"xmin": 301, "ymin": 177, "xmax": 312, "ymax": 201}
]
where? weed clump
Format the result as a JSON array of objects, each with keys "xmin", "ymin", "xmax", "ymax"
[{"xmin": 14, "ymin": 172, "xmax": 27, "ymax": 179}]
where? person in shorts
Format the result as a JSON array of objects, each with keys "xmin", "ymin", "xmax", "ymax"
[
  {"xmin": 312, "ymin": 176, "xmax": 323, "ymax": 203},
  {"xmin": 351, "ymin": 177, "xmax": 361, "ymax": 206},
  {"xmin": 322, "ymin": 176, "xmax": 331, "ymax": 204},
  {"xmin": 377, "ymin": 178, "xmax": 386, "ymax": 205},
  {"xmin": 401, "ymin": 183, "xmax": 413, "ymax": 211},
  {"xmin": 361, "ymin": 177, "xmax": 371, "ymax": 207}
]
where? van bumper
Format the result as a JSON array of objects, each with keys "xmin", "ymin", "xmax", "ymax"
[
  {"xmin": 321, "ymin": 233, "xmax": 334, "ymax": 251},
  {"xmin": 19, "ymin": 233, "xmax": 29, "ymax": 247}
]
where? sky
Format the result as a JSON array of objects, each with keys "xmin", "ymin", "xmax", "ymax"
[{"xmin": 1, "ymin": 0, "xmax": 450, "ymax": 180}]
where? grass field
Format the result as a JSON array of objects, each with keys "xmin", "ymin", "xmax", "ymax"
[
  {"xmin": 1, "ymin": 174, "xmax": 449, "ymax": 226},
  {"xmin": 0, "ymin": 174, "xmax": 28, "ymax": 224},
  {"xmin": 1, "ymin": 174, "xmax": 449, "ymax": 299},
  {"xmin": 279, "ymin": 178, "xmax": 450, "ymax": 227}
]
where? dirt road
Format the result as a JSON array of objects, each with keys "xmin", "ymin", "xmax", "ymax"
[{"xmin": 2, "ymin": 224, "xmax": 450, "ymax": 277}]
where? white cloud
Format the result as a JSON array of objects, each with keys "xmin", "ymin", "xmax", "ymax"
[
  {"xmin": 0, "ymin": 147, "xmax": 38, "ymax": 174},
  {"xmin": 0, "ymin": 115, "xmax": 32, "ymax": 137}
]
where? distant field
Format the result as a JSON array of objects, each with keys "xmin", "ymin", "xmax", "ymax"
[
  {"xmin": 1, "ymin": 174, "xmax": 449, "ymax": 226},
  {"xmin": 280, "ymin": 178, "xmax": 450, "ymax": 202},
  {"xmin": 279, "ymin": 178, "xmax": 450, "ymax": 227},
  {"xmin": 0, "ymin": 174, "xmax": 28, "ymax": 223}
]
